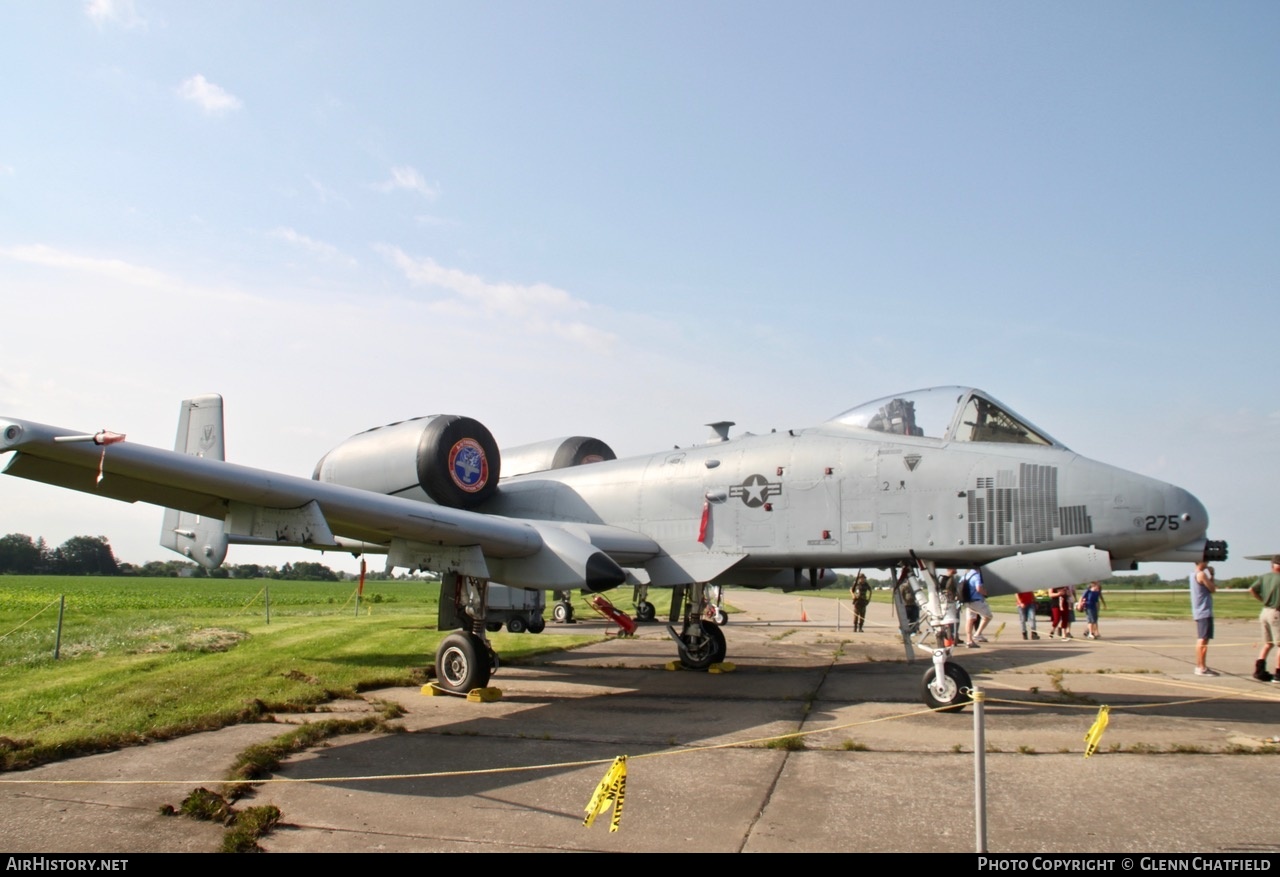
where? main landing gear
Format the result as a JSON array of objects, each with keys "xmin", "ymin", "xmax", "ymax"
[
  {"xmin": 436, "ymin": 631, "xmax": 497, "ymax": 692},
  {"xmin": 667, "ymin": 581, "xmax": 728, "ymax": 670},
  {"xmin": 552, "ymin": 590, "xmax": 576, "ymax": 624},
  {"xmin": 432, "ymin": 573, "xmax": 502, "ymax": 694},
  {"xmin": 632, "ymin": 583, "xmax": 656, "ymax": 622}
]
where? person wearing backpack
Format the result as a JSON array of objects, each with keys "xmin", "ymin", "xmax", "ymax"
[{"xmin": 963, "ymin": 568, "xmax": 993, "ymax": 648}]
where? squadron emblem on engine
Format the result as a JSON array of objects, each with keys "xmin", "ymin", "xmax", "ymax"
[{"xmin": 449, "ymin": 438, "xmax": 489, "ymax": 493}]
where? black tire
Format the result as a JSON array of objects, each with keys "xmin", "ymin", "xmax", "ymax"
[
  {"xmin": 706, "ymin": 622, "xmax": 727, "ymax": 663},
  {"xmin": 678, "ymin": 622, "xmax": 727, "ymax": 670},
  {"xmin": 636, "ymin": 601, "xmax": 656, "ymax": 622},
  {"xmin": 507, "ymin": 616, "xmax": 527, "ymax": 634},
  {"xmin": 418, "ymin": 416, "xmax": 501, "ymax": 509},
  {"xmin": 553, "ymin": 602, "xmax": 574, "ymax": 624},
  {"xmin": 485, "ymin": 622, "xmax": 502, "ymax": 633},
  {"xmin": 435, "ymin": 632, "xmax": 492, "ymax": 693},
  {"xmin": 920, "ymin": 662, "xmax": 972, "ymax": 712},
  {"xmin": 712, "ymin": 608, "xmax": 728, "ymax": 626},
  {"xmin": 528, "ymin": 617, "xmax": 546, "ymax": 634}
]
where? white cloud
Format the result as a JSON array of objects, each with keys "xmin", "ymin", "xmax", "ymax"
[
  {"xmin": 374, "ymin": 165, "xmax": 438, "ymax": 199},
  {"xmin": 0, "ymin": 244, "xmax": 175, "ymax": 288},
  {"xmin": 176, "ymin": 75, "xmax": 243, "ymax": 115},
  {"xmin": 269, "ymin": 227, "xmax": 357, "ymax": 267},
  {"xmin": 377, "ymin": 245, "xmax": 616, "ymax": 350},
  {"xmin": 305, "ymin": 175, "xmax": 348, "ymax": 207},
  {"xmin": 85, "ymin": 0, "xmax": 144, "ymax": 28}
]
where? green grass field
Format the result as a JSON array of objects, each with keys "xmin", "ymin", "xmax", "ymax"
[{"xmin": 0, "ymin": 576, "xmax": 609, "ymax": 770}]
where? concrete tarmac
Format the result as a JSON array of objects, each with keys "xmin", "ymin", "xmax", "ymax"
[{"xmin": 3, "ymin": 591, "xmax": 1278, "ymax": 853}]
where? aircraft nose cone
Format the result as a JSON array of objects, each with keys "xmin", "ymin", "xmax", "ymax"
[{"xmin": 1169, "ymin": 485, "xmax": 1209, "ymax": 539}]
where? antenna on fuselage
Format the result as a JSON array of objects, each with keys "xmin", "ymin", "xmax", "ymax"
[{"xmin": 705, "ymin": 421, "xmax": 734, "ymax": 443}]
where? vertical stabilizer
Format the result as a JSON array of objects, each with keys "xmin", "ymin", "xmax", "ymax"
[{"xmin": 159, "ymin": 394, "xmax": 229, "ymax": 568}]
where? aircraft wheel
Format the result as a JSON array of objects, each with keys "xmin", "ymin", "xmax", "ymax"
[
  {"xmin": 920, "ymin": 662, "xmax": 972, "ymax": 712},
  {"xmin": 712, "ymin": 608, "xmax": 728, "ymax": 626},
  {"xmin": 636, "ymin": 601, "xmax": 656, "ymax": 622},
  {"xmin": 507, "ymin": 616, "xmax": 527, "ymax": 634},
  {"xmin": 553, "ymin": 602, "xmax": 574, "ymax": 624},
  {"xmin": 706, "ymin": 622, "xmax": 727, "ymax": 663},
  {"xmin": 435, "ymin": 632, "xmax": 492, "ymax": 693},
  {"xmin": 528, "ymin": 617, "xmax": 546, "ymax": 634},
  {"xmin": 677, "ymin": 622, "xmax": 727, "ymax": 670}
]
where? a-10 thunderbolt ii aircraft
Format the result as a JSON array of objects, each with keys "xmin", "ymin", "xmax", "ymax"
[{"xmin": 0, "ymin": 386, "xmax": 1226, "ymax": 709}]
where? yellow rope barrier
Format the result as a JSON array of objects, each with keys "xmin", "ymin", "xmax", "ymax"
[{"xmin": 0, "ymin": 597, "xmax": 61, "ymax": 641}]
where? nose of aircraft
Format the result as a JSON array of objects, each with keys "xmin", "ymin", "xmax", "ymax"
[
  {"xmin": 1133, "ymin": 478, "xmax": 1227, "ymax": 563},
  {"xmin": 1066, "ymin": 455, "xmax": 1225, "ymax": 565}
]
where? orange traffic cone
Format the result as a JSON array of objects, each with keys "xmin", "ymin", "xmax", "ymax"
[{"xmin": 799, "ymin": 600, "xmax": 809, "ymax": 622}]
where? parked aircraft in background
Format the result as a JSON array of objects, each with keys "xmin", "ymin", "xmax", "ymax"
[{"xmin": 0, "ymin": 387, "xmax": 1225, "ymax": 708}]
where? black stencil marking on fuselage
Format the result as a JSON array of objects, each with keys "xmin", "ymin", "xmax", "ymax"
[{"xmin": 965, "ymin": 464, "xmax": 1085, "ymax": 546}]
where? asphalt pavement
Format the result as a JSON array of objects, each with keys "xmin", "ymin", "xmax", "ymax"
[{"xmin": 3, "ymin": 591, "xmax": 1278, "ymax": 853}]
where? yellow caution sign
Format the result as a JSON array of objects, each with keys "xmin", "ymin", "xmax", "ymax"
[
  {"xmin": 1083, "ymin": 705, "xmax": 1110, "ymax": 758},
  {"xmin": 583, "ymin": 756, "xmax": 627, "ymax": 831}
]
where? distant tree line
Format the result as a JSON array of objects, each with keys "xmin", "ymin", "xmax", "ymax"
[
  {"xmin": 0, "ymin": 533, "xmax": 345, "ymax": 581},
  {"xmin": 0, "ymin": 533, "xmax": 119, "ymax": 576}
]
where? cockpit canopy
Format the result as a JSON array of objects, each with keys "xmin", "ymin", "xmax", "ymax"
[{"xmin": 827, "ymin": 387, "xmax": 1064, "ymax": 448}]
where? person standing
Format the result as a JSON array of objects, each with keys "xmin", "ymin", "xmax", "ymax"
[
  {"xmin": 963, "ymin": 568, "xmax": 993, "ymax": 647},
  {"xmin": 938, "ymin": 568, "xmax": 961, "ymax": 645},
  {"xmin": 1248, "ymin": 555, "xmax": 1280, "ymax": 683},
  {"xmin": 1016, "ymin": 590, "xmax": 1040, "ymax": 640},
  {"xmin": 898, "ymin": 576, "xmax": 920, "ymax": 632},
  {"xmin": 1081, "ymin": 581, "xmax": 1106, "ymax": 639},
  {"xmin": 1050, "ymin": 585, "xmax": 1074, "ymax": 639},
  {"xmin": 850, "ymin": 573, "xmax": 872, "ymax": 633},
  {"xmin": 1191, "ymin": 560, "xmax": 1218, "ymax": 676}
]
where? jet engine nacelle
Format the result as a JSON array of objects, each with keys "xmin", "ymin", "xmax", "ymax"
[
  {"xmin": 313, "ymin": 415, "xmax": 500, "ymax": 509},
  {"xmin": 500, "ymin": 436, "xmax": 617, "ymax": 479}
]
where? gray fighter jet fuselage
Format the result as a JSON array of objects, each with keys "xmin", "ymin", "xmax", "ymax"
[{"xmin": 489, "ymin": 416, "xmax": 1208, "ymax": 586}]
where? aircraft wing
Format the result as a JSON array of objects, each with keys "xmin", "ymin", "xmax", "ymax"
[{"xmin": 0, "ymin": 416, "xmax": 651, "ymax": 590}]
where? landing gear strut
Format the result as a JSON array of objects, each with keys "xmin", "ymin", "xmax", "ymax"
[
  {"xmin": 632, "ymin": 583, "xmax": 656, "ymax": 622},
  {"xmin": 896, "ymin": 560, "xmax": 972, "ymax": 711},
  {"xmin": 433, "ymin": 573, "xmax": 500, "ymax": 694},
  {"xmin": 667, "ymin": 581, "xmax": 727, "ymax": 670},
  {"xmin": 552, "ymin": 590, "xmax": 575, "ymax": 624}
]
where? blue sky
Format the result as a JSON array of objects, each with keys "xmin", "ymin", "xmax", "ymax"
[{"xmin": 1, "ymin": 1, "xmax": 1276, "ymax": 577}]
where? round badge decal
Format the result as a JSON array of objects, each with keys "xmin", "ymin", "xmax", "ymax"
[{"xmin": 448, "ymin": 438, "xmax": 490, "ymax": 493}]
